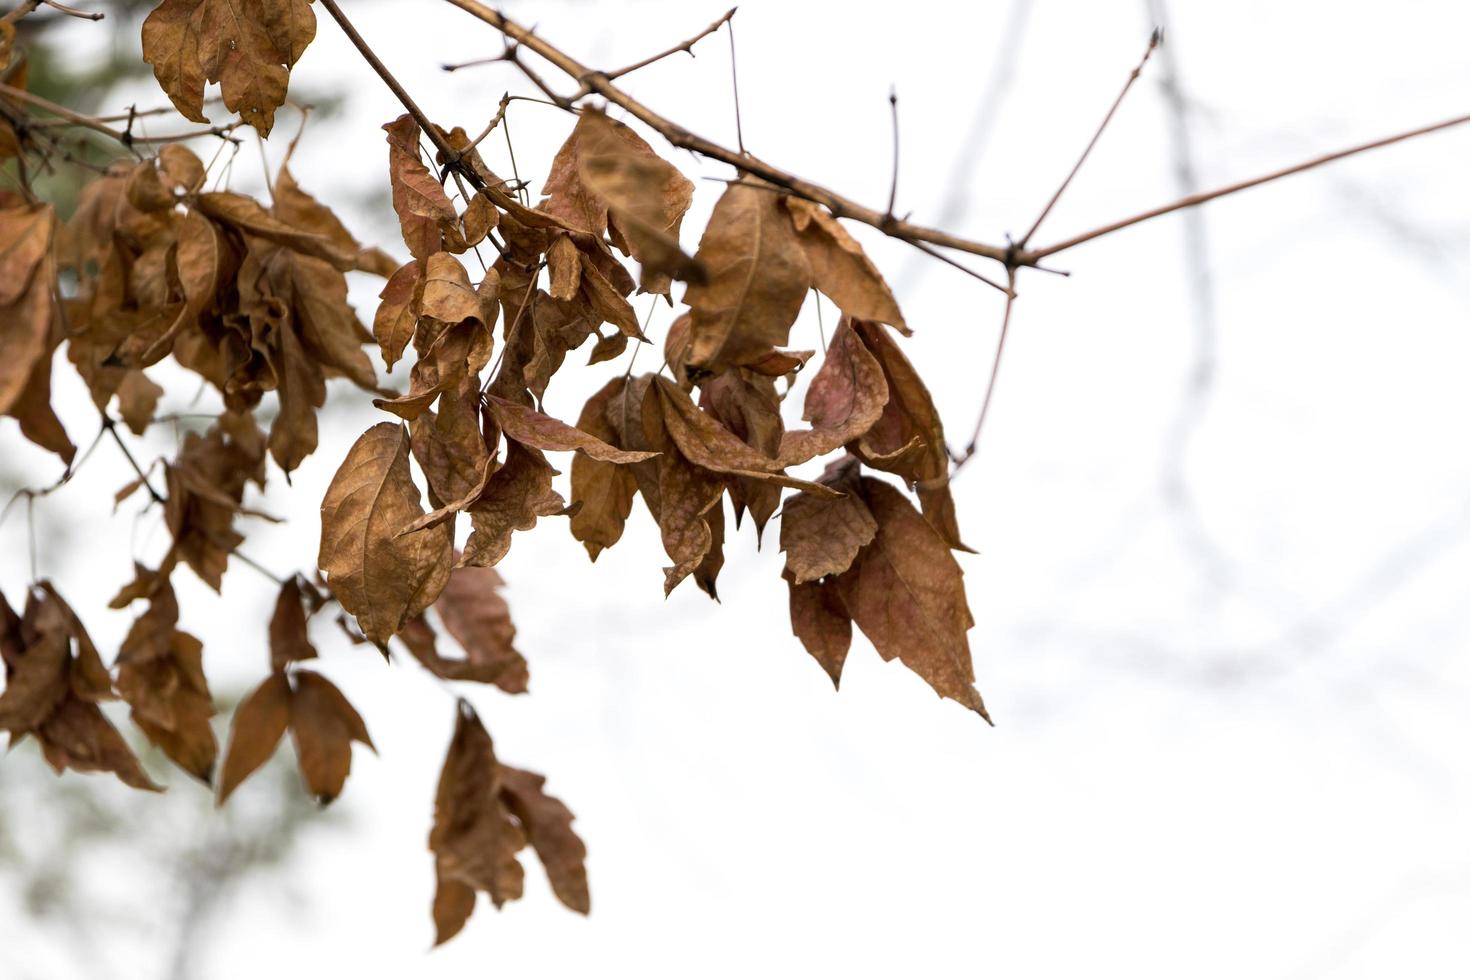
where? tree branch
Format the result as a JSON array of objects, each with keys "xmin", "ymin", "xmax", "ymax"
[
  {"xmin": 439, "ymin": 0, "xmax": 1015, "ymax": 264},
  {"xmin": 1022, "ymin": 110, "xmax": 1470, "ymax": 261},
  {"xmin": 317, "ymin": 0, "xmax": 483, "ymax": 188}
]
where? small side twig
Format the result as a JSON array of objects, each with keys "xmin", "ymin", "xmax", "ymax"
[
  {"xmin": 885, "ymin": 85, "xmax": 900, "ymax": 220},
  {"xmin": 41, "ymin": 0, "xmax": 103, "ymax": 20},
  {"xmin": 604, "ymin": 6, "xmax": 737, "ymax": 82},
  {"xmin": 103, "ymin": 415, "xmax": 165, "ymax": 504},
  {"xmin": 726, "ymin": 12, "xmax": 745, "ymax": 154},
  {"xmin": 1019, "ymin": 28, "xmax": 1160, "ymax": 249},
  {"xmin": 952, "ymin": 267, "xmax": 1019, "ymax": 474}
]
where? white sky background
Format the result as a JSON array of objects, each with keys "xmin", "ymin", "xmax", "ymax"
[{"xmin": 3, "ymin": 0, "xmax": 1470, "ymax": 976}]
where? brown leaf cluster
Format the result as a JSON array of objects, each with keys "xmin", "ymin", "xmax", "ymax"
[
  {"xmin": 62, "ymin": 148, "xmax": 389, "ymax": 475},
  {"xmin": 429, "ymin": 703, "xmax": 588, "ymax": 945},
  {"xmin": 1, "ymin": 583, "xmax": 158, "ymax": 791},
  {"xmin": 218, "ymin": 576, "xmax": 373, "ymax": 804}
]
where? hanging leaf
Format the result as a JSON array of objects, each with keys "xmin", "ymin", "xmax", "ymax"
[{"xmin": 319, "ymin": 423, "xmax": 453, "ymax": 645}]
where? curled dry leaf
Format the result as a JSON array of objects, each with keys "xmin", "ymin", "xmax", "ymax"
[
  {"xmin": 430, "ymin": 705, "xmax": 526, "ymax": 943},
  {"xmin": 653, "ymin": 377, "xmax": 839, "ymax": 497},
  {"xmin": 782, "ymin": 197, "xmax": 907, "ymax": 333},
  {"xmin": 499, "ymin": 766, "xmax": 590, "ymax": 914},
  {"xmin": 319, "ymin": 423, "xmax": 453, "ymax": 645},
  {"xmin": 116, "ymin": 581, "xmax": 218, "ymax": 783},
  {"xmin": 384, "ymin": 114, "xmax": 458, "ymax": 260},
  {"xmin": 459, "ymin": 441, "xmax": 568, "ymax": 568},
  {"xmin": 486, "ymin": 395, "xmax": 657, "ymax": 464},
  {"xmin": 1, "ymin": 585, "xmax": 160, "ymax": 791},
  {"xmin": 374, "ymin": 260, "xmax": 423, "ymax": 371},
  {"xmin": 850, "ymin": 320, "xmax": 968, "ymax": 551},
  {"xmin": 269, "ymin": 576, "xmax": 319, "ymax": 673},
  {"xmin": 778, "ymin": 316, "xmax": 889, "ymax": 467},
  {"xmin": 429, "ymin": 704, "xmax": 589, "ymax": 944},
  {"xmin": 569, "ymin": 109, "xmax": 702, "ymax": 295},
  {"xmin": 405, "ymin": 562, "xmax": 529, "ymax": 694}
]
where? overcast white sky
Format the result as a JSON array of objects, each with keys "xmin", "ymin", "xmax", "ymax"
[{"xmin": 3, "ymin": 0, "xmax": 1470, "ymax": 976}]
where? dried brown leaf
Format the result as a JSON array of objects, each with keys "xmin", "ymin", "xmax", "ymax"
[{"xmin": 319, "ymin": 423, "xmax": 453, "ymax": 645}]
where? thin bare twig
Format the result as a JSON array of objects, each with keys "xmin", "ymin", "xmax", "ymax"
[
  {"xmin": 102, "ymin": 416, "xmax": 165, "ymax": 505},
  {"xmin": 726, "ymin": 12, "xmax": 745, "ymax": 154},
  {"xmin": 885, "ymin": 85, "xmax": 900, "ymax": 219},
  {"xmin": 41, "ymin": 0, "xmax": 102, "ymax": 20},
  {"xmin": 1019, "ymin": 28, "xmax": 1160, "ymax": 248},
  {"xmin": 1024, "ymin": 109, "xmax": 1470, "ymax": 260},
  {"xmin": 606, "ymin": 7, "xmax": 737, "ymax": 81},
  {"xmin": 952, "ymin": 267, "xmax": 1019, "ymax": 474},
  {"xmin": 0, "ymin": 82, "xmax": 239, "ymax": 148}
]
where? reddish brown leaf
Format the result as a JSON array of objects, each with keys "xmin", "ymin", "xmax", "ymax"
[
  {"xmin": 424, "ymin": 563, "xmax": 529, "ymax": 693},
  {"xmin": 384, "ymin": 114, "xmax": 457, "ymax": 259},
  {"xmin": 779, "ymin": 458, "xmax": 877, "ymax": 584},
  {"xmin": 778, "ymin": 317, "xmax": 888, "ymax": 467},
  {"xmin": 850, "ymin": 321, "xmax": 968, "ymax": 551},
  {"xmin": 835, "ymin": 478, "xmax": 987, "ymax": 719}
]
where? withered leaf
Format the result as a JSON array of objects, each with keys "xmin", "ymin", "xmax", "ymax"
[
  {"xmin": 410, "ymin": 379, "xmax": 491, "ymax": 507},
  {"xmin": 374, "ymin": 260, "xmax": 422, "ymax": 370},
  {"xmin": 115, "ymin": 370, "xmax": 164, "ymax": 436},
  {"xmin": 142, "ymin": 0, "xmax": 315, "ymax": 137},
  {"xmin": 574, "ymin": 110, "xmax": 701, "ymax": 295},
  {"xmin": 569, "ymin": 377, "xmax": 639, "ymax": 561},
  {"xmin": 459, "ymin": 441, "xmax": 568, "ymax": 568},
  {"xmin": 683, "ymin": 180, "xmax": 811, "ymax": 373},
  {"xmin": 785, "ymin": 574, "xmax": 851, "ymax": 688},
  {"xmin": 116, "ymin": 583, "xmax": 218, "ymax": 782},
  {"xmin": 778, "ymin": 317, "xmax": 888, "ymax": 467},
  {"xmin": 782, "ymin": 197, "xmax": 907, "ymax": 333},
  {"xmin": 486, "ymin": 395, "xmax": 656, "ymax": 464},
  {"xmin": 319, "ymin": 423, "xmax": 453, "ymax": 645},
  {"xmin": 419, "ymin": 251, "xmax": 485, "ymax": 327},
  {"xmin": 216, "ymin": 670, "xmax": 291, "ymax": 804},
  {"xmin": 423, "ymin": 563, "xmax": 529, "ymax": 693},
  {"xmin": 384, "ymin": 114, "xmax": 457, "ymax": 260},
  {"xmin": 499, "ymin": 766, "xmax": 590, "ymax": 914},
  {"xmin": 850, "ymin": 320, "xmax": 967, "ymax": 551},
  {"xmin": 431, "ymin": 704, "xmax": 525, "ymax": 944},
  {"xmin": 779, "ymin": 458, "xmax": 877, "ymax": 584},
  {"xmin": 652, "ymin": 377, "xmax": 838, "ymax": 497},
  {"xmin": 288, "ymin": 669, "xmax": 374, "ymax": 804},
  {"xmin": 836, "ymin": 478, "xmax": 987, "ymax": 719},
  {"xmin": 269, "ymin": 576, "xmax": 318, "ymax": 673}
]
